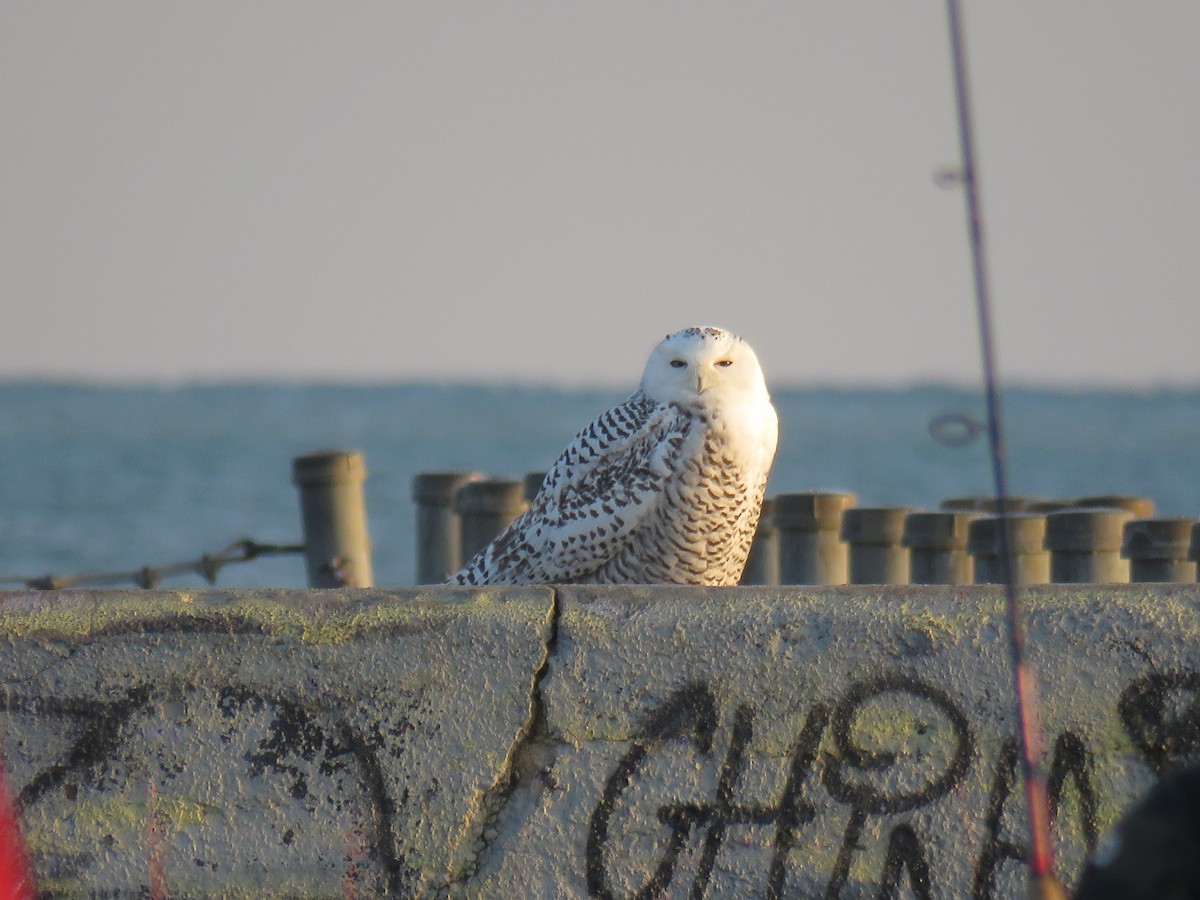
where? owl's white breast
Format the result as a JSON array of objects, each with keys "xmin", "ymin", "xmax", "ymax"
[{"xmin": 698, "ymin": 389, "xmax": 779, "ymax": 485}]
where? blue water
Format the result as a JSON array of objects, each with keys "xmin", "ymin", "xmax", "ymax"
[{"xmin": 1, "ymin": 382, "xmax": 1198, "ymax": 588}]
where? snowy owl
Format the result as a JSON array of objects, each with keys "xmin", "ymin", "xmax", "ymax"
[{"xmin": 450, "ymin": 326, "xmax": 778, "ymax": 585}]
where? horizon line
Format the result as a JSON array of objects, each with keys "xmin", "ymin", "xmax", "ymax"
[{"xmin": 2, "ymin": 373, "xmax": 1198, "ymax": 396}]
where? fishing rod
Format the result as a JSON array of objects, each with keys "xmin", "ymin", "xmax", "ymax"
[{"xmin": 942, "ymin": 3, "xmax": 1067, "ymax": 898}]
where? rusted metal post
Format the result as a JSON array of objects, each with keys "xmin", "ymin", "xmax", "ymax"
[
  {"xmin": 1122, "ymin": 518, "xmax": 1197, "ymax": 583},
  {"xmin": 968, "ymin": 514, "xmax": 1050, "ymax": 585},
  {"xmin": 1045, "ymin": 508, "xmax": 1134, "ymax": 583},
  {"xmin": 841, "ymin": 506, "xmax": 911, "ymax": 585},
  {"xmin": 774, "ymin": 492, "xmax": 856, "ymax": 585},
  {"xmin": 740, "ymin": 498, "xmax": 780, "ymax": 586},
  {"xmin": 292, "ymin": 450, "xmax": 373, "ymax": 588},
  {"xmin": 904, "ymin": 511, "xmax": 978, "ymax": 584},
  {"xmin": 456, "ymin": 479, "xmax": 527, "ymax": 564},
  {"xmin": 941, "ymin": 496, "xmax": 1039, "ymax": 513},
  {"xmin": 1190, "ymin": 524, "xmax": 1200, "ymax": 581},
  {"xmin": 1074, "ymin": 495, "xmax": 1155, "ymax": 518},
  {"xmin": 523, "ymin": 472, "xmax": 547, "ymax": 503},
  {"xmin": 412, "ymin": 471, "xmax": 482, "ymax": 584}
]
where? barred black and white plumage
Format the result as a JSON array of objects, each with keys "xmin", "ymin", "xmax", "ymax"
[{"xmin": 450, "ymin": 326, "xmax": 778, "ymax": 586}]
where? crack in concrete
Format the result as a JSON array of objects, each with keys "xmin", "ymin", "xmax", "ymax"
[
  {"xmin": 0, "ymin": 640, "xmax": 75, "ymax": 689},
  {"xmin": 437, "ymin": 588, "xmax": 562, "ymax": 897},
  {"xmin": 1120, "ymin": 636, "xmax": 1155, "ymax": 669}
]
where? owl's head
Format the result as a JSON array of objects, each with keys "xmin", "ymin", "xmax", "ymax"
[{"xmin": 640, "ymin": 326, "xmax": 770, "ymax": 406}]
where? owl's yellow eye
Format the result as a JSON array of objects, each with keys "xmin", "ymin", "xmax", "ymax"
[
  {"xmin": 670, "ymin": 359, "xmax": 687, "ymax": 368},
  {"xmin": 715, "ymin": 359, "xmax": 734, "ymax": 367}
]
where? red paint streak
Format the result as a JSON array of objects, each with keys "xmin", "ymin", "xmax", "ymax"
[
  {"xmin": 0, "ymin": 757, "xmax": 35, "ymax": 900},
  {"xmin": 147, "ymin": 780, "xmax": 168, "ymax": 900},
  {"xmin": 342, "ymin": 803, "xmax": 367, "ymax": 900}
]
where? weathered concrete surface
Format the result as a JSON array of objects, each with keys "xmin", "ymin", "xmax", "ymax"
[
  {"xmin": 1, "ymin": 586, "xmax": 1199, "ymax": 898},
  {"xmin": 0, "ymin": 588, "xmax": 555, "ymax": 898},
  {"xmin": 475, "ymin": 585, "xmax": 1200, "ymax": 899}
]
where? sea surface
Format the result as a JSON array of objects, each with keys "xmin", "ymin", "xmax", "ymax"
[{"xmin": 1, "ymin": 381, "xmax": 1198, "ymax": 589}]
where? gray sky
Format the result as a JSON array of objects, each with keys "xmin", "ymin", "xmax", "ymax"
[{"xmin": 2, "ymin": 2, "xmax": 1197, "ymax": 388}]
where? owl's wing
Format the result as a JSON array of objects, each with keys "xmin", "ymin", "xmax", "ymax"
[{"xmin": 451, "ymin": 391, "xmax": 692, "ymax": 584}]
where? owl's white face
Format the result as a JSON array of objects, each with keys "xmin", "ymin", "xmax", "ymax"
[{"xmin": 640, "ymin": 326, "xmax": 770, "ymax": 407}]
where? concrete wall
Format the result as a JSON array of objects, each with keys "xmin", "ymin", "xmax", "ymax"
[{"xmin": 1, "ymin": 585, "xmax": 1198, "ymax": 898}]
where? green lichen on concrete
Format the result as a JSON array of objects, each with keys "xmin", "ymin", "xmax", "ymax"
[
  {"xmin": 26, "ymin": 795, "xmax": 217, "ymax": 851},
  {"xmin": 845, "ymin": 702, "xmax": 948, "ymax": 753},
  {"xmin": 4, "ymin": 584, "xmax": 1198, "ymax": 897},
  {"xmin": 155, "ymin": 796, "xmax": 217, "ymax": 829},
  {"xmin": 0, "ymin": 587, "xmax": 555, "ymax": 646},
  {"xmin": 899, "ymin": 608, "xmax": 959, "ymax": 644},
  {"xmin": 30, "ymin": 876, "xmax": 328, "ymax": 900},
  {"xmin": 1024, "ymin": 583, "xmax": 1200, "ymax": 629}
]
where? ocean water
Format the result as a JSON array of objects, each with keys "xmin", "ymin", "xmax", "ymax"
[{"xmin": 1, "ymin": 381, "xmax": 1198, "ymax": 588}]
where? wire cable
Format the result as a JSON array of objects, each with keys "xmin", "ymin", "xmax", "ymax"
[{"xmin": 0, "ymin": 540, "xmax": 303, "ymax": 591}]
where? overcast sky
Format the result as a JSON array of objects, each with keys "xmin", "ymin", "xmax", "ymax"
[{"xmin": 2, "ymin": 2, "xmax": 1197, "ymax": 389}]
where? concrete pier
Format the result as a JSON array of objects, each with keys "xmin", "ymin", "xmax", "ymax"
[{"xmin": 2, "ymin": 585, "xmax": 1199, "ymax": 897}]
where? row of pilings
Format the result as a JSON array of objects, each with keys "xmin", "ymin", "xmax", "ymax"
[
  {"xmin": 412, "ymin": 471, "xmax": 1198, "ymax": 586},
  {"xmin": 288, "ymin": 452, "xmax": 1199, "ymax": 587}
]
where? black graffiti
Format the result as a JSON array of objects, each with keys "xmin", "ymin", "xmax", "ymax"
[
  {"xmin": 1118, "ymin": 669, "xmax": 1200, "ymax": 775},
  {"xmin": 765, "ymin": 701, "xmax": 830, "ymax": 899},
  {"xmin": 5, "ymin": 659, "xmax": 1200, "ymax": 897},
  {"xmin": 971, "ymin": 729, "xmax": 1100, "ymax": 899},
  {"xmin": 972, "ymin": 738, "xmax": 1024, "ymax": 900},
  {"xmin": 821, "ymin": 676, "xmax": 972, "ymax": 899},
  {"xmin": 9, "ymin": 688, "xmax": 153, "ymax": 812},
  {"xmin": 1047, "ymin": 732, "xmax": 1099, "ymax": 849},
  {"xmin": 215, "ymin": 685, "xmax": 371, "ymax": 802},
  {"xmin": 587, "ymin": 674, "xmax": 972, "ymax": 899},
  {"xmin": 682, "ymin": 704, "xmax": 758, "ymax": 898},
  {"xmin": 877, "ymin": 823, "xmax": 933, "ymax": 900},
  {"xmin": 586, "ymin": 683, "xmax": 718, "ymax": 899},
  {"xmin": 585, "ymin": 671, "xmax": 1171, "ymax": 900},
  {"xmin": 823, "ymin": 676, "xmax": 972, "ymax": 813},
  {"xmin": 1, "ymin": 684, "xmax": 415, "ymax": 896}
]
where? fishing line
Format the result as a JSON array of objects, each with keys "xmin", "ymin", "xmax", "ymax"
[{"xmin": 942, "ymin": 2, "xmax": 1066, "ymax": 897}]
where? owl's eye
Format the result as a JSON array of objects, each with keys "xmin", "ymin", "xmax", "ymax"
[
  {"xmin": 670, "ymin": 359, "xmax": 687, "ymax": 368},
  {"xmin": 714, "ymin": 359, "xmax": 734, "ymax": 367}
]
